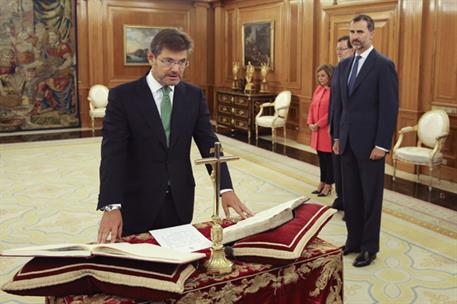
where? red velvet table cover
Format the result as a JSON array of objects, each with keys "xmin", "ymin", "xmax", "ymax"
[
  {"xmin": 4, "ymin": 203, "xmax": 342, "ymax": 303},
  {"xmin": 46, "ymin": 234, "xmax": 343, "ymax": 304}
]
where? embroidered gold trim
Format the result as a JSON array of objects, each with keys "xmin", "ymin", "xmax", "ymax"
[
  {"xmin": 2, "ymin": 264, "xmax": 196, "ymax": 294},
  {"xmin": 175, "ymin": 253, "xmax": 342, "ymax": 303}
]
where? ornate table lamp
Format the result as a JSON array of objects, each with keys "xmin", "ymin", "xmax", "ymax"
[
  {"xmin": 232, "ymin": 62, "xmax": 240, "ymax": 90},
  {"xmin": 195, "ymin": 142, "xmax": 239, "ymax": 274},
  {"xmin": 244, "ymin": 61, "xmax": 255, "ymax": 93},
  {"xmin": 259, "ymin": 62, "xmax": 270, "ymax": 93}
]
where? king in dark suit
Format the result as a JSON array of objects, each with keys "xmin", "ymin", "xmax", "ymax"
[
  {"xmin": 96, "ymin": 29, "xmax": 252, "ymax": 243},
  {"xmin": 333, "ymin": 15, "xmax": 399, "ymax": 267}
]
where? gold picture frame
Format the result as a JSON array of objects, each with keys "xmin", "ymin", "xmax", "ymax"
[
  {"xmin": 123, "ymin": 25, "xmax": 165, "ymax": 66},
  {"xmin": 241, "ymin": 21, "xmax": 274, "ymax": 69}
]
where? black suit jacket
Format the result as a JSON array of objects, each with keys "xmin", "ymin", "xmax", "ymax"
[
  {"xmin": 333, "ymin": 49, "xmax": 398, "ymax": 158},
  {"xmin": 97, "ymin": 75, "xmax": 232, "ymax": 234},
  {"xmin": 328, "ymin": 66, "xmax": 339, "ymax": 140}
]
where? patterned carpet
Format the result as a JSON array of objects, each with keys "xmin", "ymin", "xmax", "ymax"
[{"xmin": 0, "ymin": 135, "xmax": 456, "ymax": 303}]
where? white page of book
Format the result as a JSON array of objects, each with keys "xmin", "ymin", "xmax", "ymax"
[
  {"xmin": 1, "ymin": 242, "xmax": 206, "ymax": 263},
  {"xmin": 222, "ymin": 196, "xmax": 308, "ymax": 244},
  {"xmin": 226, "ymin": 196, "xmax": 306, "ymax": 229},
  {"xmin": 150, "ymin": 224, "xmax": 212, "ymax": 252},
  {"xmin": 93, "ymin": 243, "xmax": 205, "ymax": 263},
  {"xmin": 1, "ymin": 243, "xmax": 93, "ymax": 256}
]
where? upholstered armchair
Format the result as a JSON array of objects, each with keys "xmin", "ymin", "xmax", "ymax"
[
  {"xmin": 255, "ymin": 90, "xmax": 292, "ymax": 144},
  {"xmin": 392, "ymin": 109, "xmax": 449, "ymax": 191},
  {"xmin": 87, "ymin": 84, "xmax": 109, "ymax": 132}
]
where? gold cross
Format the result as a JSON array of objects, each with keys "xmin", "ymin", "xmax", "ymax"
[
  {"xmin": 195, "ymin": 142, "xmax": 239, "ymax": 274},
  {"xmin": 195, "ymin": 142, "xmax": 239, "ymax": 220}
]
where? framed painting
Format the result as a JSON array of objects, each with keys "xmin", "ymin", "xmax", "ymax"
[
  {"xmin": 0, "ymin": 0, "xmax": 80, "ymax": 132},
  {"xmin": 123, "ymin": 25, "xmax": 165, "ymax": 65},
  {"xmin": 242, "ymin": 21, "xmax": 274, "ymax": 69}
]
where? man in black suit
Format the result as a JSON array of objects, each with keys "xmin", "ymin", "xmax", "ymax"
[
  {"xmin": 96, "ymin": 29, "xmax": 252, "ymax": 243},
  {"xmin": 329, "ymin": 36, "xmax": 354, "ymax": 213},
  {"xmin": 332, "ymin": 15, "xmax": 398, "ymax": 267}
]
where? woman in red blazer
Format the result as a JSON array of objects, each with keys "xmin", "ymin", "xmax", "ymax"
[{"xmin": 307, "ymin": 64, "xmax": 334, "ymax": 196}]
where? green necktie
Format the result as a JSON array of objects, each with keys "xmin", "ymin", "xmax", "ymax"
[{"xmin": 160, "ymin": 86, "xmax": 172, "ymax": 146}]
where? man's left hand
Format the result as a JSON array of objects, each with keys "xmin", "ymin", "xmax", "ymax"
[
  {"xmin": 369, "ymin": 147, "xmax": 386, "ymax": 160},
  {"xmin": 221, "ymin": 191, "xmax": 254, "ymax": 219}
]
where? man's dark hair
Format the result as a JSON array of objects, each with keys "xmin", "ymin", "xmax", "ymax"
[
  {"xmin": 352, "ymin": 14, "xmax": 375, "ymax": 32},
  {"xmin": 150, "ymin": 28, "xmax": 193, "ymax": 56},
  {"xmin": 338, "ymin": 35, "xmax": 352, "ymax": 49}
]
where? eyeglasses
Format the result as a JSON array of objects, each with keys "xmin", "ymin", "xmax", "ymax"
[
  {"xmin": 158, "ymin": 58, "xmax": 190, "ymax": 68},
  {"xmin": 336, "ymin": 47, "xmax": 350, "ymax": 52}
]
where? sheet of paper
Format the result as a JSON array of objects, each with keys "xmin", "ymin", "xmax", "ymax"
[{"xmin": 149, "ymin": 224, "xmax": 212, "ymax": 252}]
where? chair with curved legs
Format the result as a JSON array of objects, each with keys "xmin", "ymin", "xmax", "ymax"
[
  {"xmin": 392, "ymin": 109, "xmax": 449, "ymax": 191},
  {"xmin": 255, "ymin": 90, "xmax": 292, "ymax": 145},
  {"xmin": 87, "ymin": 84, "xmax": 109, "ymax": 132}
]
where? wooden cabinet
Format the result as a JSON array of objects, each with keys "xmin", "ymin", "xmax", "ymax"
[{"xmin": 215, "ymin": 89, "xmax": 276, "ymax": 139}]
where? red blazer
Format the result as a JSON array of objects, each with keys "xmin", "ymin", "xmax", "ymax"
[{"xmin": 307, "ymin": 85, "xmax": 332, "ymax": 152}]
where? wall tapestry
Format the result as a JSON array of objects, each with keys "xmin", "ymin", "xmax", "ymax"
[{"xmin": 0, "ymin": 0, "xmax": 79, "ymax": 132}]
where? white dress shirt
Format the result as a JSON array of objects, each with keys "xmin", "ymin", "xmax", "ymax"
[
  {"xmin": 146, "ymin": 71, "xmax": 175, "ymax": 117},
  {"xmin": 347, "ymin": 45, "xmax": 374, "ymax": 83},
  {"xmin": 147, "ymin": 71, "xmax": 232, "ymax": 193}
]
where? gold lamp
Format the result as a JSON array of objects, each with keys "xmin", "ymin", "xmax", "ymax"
[{"xmin": 259, "ymin": 62, "xmax": 270, "ymax": 93}]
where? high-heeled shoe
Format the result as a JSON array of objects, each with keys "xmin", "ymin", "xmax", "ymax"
[
  {"xmin": 311, "ymin": 183, "xmax": 324, "ymax": 194},
  {"xmin": 318, "ymin": 188, "xmax": 332, "ymax": 197}
]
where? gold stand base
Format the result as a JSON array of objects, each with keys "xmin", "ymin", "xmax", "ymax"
[
  {"xmin": 232, "ymin": 79, "xmax": 239, "ymax": 90},
  {"xmin": 205, "ymin": 220, "xmax": 233, "ymax": 274},
  {"xmin": 259, "ymin": 82, "xmax": 268, "ymax": 93},
  {"xmin": 244, "ymin": 82, "xmax": 255, "ymax": 93},
  {"xmin": 205, "ymin": 246, "xmax": 234, "ymax": 274}
]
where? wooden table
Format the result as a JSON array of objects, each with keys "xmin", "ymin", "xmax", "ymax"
[
  {"xmin": 215, "ymin": 89, "xmax": 276, "ymax": 140},
  {"xmin": 45, "ymin": 237, "xmax": 343, "ymax": 304}
]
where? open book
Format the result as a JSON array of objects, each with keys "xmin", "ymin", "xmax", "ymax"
[
  {"xmin": 0, "ymin": 242, "xmax": 206, "ymax": 264},
  {"xmin": 223, "ymin": 196, "xmax": 309, "ymax": 244}
]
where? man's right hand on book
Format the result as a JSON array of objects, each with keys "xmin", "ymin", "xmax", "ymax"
[
  {"xmin": 98, "ymin": 209, "xmax": 123, "ymax": 243},
  {"xmin": 221, "ymin": 191, "xmax": 254, "ymax": 220}
]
